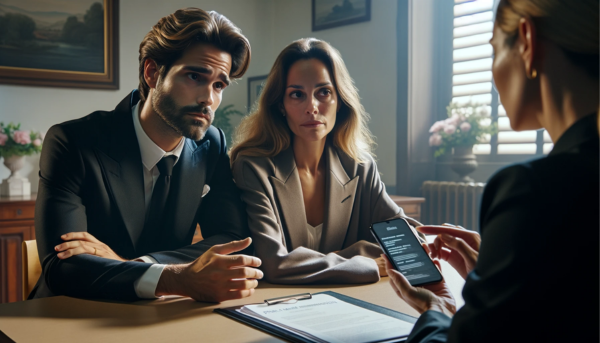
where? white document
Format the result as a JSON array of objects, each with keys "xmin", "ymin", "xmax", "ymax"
[{"xmin": 239, "ymin": 294, "xmax": 414, "ymax": 343}]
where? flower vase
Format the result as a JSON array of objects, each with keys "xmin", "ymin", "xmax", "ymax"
[
  {"xmin": 1, "ymin": 155, "xmax": 31, "ymax": 196},
  {"xmin": 451, "ymin": 145, "xmax": 478, "ymax": 183}
]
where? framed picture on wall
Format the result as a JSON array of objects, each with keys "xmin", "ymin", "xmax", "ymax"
[
  {"xmin": 247, "ymin": 75, "xmax": 268, "ymax": 112},
  {"xmin": 312, "ymin": 0, "xmax": 371, "ymax": 32},
  {"xmin": 0, "ymin": 0, "xmax": 119, "ymax": 89}
]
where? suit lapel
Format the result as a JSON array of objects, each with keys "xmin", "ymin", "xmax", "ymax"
[
  {"xmin": 167, "ymin": 139, "xmax": 208, "ymax": 246},
  {"xmin": 95, "ymin": 91, "xmax": 147, "ymax": 250},
  {"xmin": 270, "ymin": 148, "xmax": 309, "ymax": 249},
  {"xmin": 321, "ymin": 145, "xmax": 359, "ymax": 253}
]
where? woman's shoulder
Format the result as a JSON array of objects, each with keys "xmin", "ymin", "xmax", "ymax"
[
  {"xmin": 488, "ymin": 147, "xmax": 598, "ymax": 193},
  {"xmin": 483, "ymin": 150, "xmax": 598, "ymax": 219},
  {"xmin": 333, "ymin": 146, "xmax": 377, "ymax": 176},
  {"xmin": 232, "ymin": 154, "xmax": 276, "ymax": 175}
]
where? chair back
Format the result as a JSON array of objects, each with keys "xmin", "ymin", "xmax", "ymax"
[{"xmin": 22, "ymin": 240, "xmax": 41, "ymax": 301}]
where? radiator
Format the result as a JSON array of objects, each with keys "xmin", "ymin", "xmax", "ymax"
[{"xmin": 421, "ymin": 181, "xmax": 486, "ymax": 232}]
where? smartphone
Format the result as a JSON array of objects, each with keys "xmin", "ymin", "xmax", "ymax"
[{"xmin": 371, "ymin": 218, "xmax": 443, "ymax": 286}]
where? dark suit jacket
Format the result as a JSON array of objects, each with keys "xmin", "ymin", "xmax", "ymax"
[
  {"xmin": 407, "ymin": 113, "xmax": 599, "ymax": 343},
  {"xmin": 31, "ymin": 90, "xmax": 250, "ymax": 301}
]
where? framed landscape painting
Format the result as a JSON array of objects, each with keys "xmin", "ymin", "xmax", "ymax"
[
  {"xmin": 312, "ymin": 0, "xmax": 371, "ymax": 31},
  {"xmin": 0, "ymin": 0, "xmax": 118, "ymax": 89},
  {"xmin": 247, "ymin": 75, "xmax": 268, "ymax": 112}
]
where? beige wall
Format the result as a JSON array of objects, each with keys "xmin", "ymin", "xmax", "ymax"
[{"xmin": 0, "ymin": 0, "xmax": 399, "ymax": 191}]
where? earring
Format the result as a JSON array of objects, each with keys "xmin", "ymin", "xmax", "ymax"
[{"xmin": 527, "ymin": 68, "xmax": 537, "ymax": 80}]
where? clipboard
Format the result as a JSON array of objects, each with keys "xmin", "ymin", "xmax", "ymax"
[{"xmin": 214, "ymin": 291, "xmax": 417, "ymax": 343}]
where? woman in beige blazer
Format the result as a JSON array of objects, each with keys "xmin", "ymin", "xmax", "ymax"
[{"xmin": 230, "ymin": 38, "xmax": 420, "ymax": 284}]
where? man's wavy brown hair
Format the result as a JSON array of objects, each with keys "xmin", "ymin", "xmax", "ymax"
[{"xmin": 138, "ymin": 8, "xmax": 251, "ymax": 101}]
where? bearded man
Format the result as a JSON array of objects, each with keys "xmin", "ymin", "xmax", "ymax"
[{"xmin": 32, "ymin": 8, "xmax": 263, "ymax": 302}]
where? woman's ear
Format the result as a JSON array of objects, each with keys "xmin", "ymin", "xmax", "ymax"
[
  {"xmin": 279, "ymin": 103, "xmax": 286, "ymax": 116},
  {"xmin": 144, "ymin": 59, "xmax": 160, "ymax": 89},
  {"xmin": 517, "ymin": 17, "xmax": 538, "ymax": 79}
]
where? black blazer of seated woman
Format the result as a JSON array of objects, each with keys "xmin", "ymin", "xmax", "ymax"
[{"xmin": 408, "ymin": 112, "xmax": 599, "ymax": 342}]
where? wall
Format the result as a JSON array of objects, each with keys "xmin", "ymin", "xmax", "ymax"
[
  {"xmin": 0, "ymin": 0, "xmax": 400, "ymax": 193},
  {"xmin": 0, "ymin": 0, "xmax": 273, "ymax": 192},
  {"xmin": 396, "ymin": 0, "xmax": 455, "ymax": 196}
]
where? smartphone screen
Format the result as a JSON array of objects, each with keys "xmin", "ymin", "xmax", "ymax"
[{"xmin": 371, "ymin": 218, "xmax": 443, "ymax": 286}]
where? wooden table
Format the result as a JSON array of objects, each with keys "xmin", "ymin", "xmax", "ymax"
[
  {"xmin": 0, "ymin": 250, "xmax": 464, "ymax": 343},
  {"xmin": 389, "ymin": 195, "xmax": 426, "ymax": 222}
]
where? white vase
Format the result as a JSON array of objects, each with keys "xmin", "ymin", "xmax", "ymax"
[{"xmin": 1, "ymin": 155, "xmax": 31, "ymax": 196}]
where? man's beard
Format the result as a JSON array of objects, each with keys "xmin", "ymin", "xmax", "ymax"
[{"xmin": 151, "ymin": 85, "xmax": 214, "ymax": 141}]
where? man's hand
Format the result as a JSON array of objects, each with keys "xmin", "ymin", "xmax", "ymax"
[
  {"xmin": 55, "ymin": 232, "xmax": 127, "ymax": 262},
  {"xmin": 155, "ymin": 237, "xmax": 263, "ymax": 302},
  {"xmin": 383, "ymin": 255, "xmax": 456, "ymax": 316},
  {"xmin": 417, "ymin": 224, "xmax": 480, "ymax": 279}
]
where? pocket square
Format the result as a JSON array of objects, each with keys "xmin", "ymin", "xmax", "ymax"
[{"xmin": 202, "ymin": 184, "xmax": 211, "ymax": 198}]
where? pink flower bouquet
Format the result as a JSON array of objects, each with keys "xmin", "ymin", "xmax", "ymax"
[
  {"xmin": 429, "ymin": 102, "xmax": 497, "ymax": 157},
  {"xmin": 0, "ymin": 122, "xmax": 44, "ymax": 158}
]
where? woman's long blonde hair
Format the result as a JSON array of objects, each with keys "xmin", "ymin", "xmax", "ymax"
[{"xmin": 230, "ymin": 38, "xmax": 375, "ymax": 163}]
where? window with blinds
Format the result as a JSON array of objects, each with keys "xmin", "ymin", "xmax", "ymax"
[{"xmin": 452, "ymin": 0, "xmax": 553, "ymax": 156}]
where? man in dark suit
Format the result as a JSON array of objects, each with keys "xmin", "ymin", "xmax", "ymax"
[{"xmin": 32, "ymin": 8, "xmax": 263, "ymax": 302}]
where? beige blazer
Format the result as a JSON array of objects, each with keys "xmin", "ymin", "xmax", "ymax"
[{"xmin": 232, "ymin": 144, "xmax": 420, "ymax": 284}]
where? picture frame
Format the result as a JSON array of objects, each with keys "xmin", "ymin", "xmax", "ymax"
[
  {"xmin": 0, "ymin": 0, "xmax": 119, "ymax": 89},
  {"xmin": 247, "ymin": 75, "xmax": 268, "ymax": 112},
  {"xmin": 312, "ymin": 0, "xmax": 371, "ymax": 32}
]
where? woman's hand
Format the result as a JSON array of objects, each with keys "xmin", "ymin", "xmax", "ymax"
[
  {"xmin": 417, "ymin": 224, "xmax": 480, "ymax": 279},
  {"xmin": 374, "ymin": 256, "xmax": 388, "ymax": 277},
  {"xmin": 383, "ymin": 255, "xmax": 456, "ymax": 316},
  {"xmin": 54, "ymin": 232, "xmax": 128, "ymax": 262}
]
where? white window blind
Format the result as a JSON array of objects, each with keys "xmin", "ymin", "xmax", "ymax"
[{"xmin": 452, "ymin": 0, "xmax": 552, "ymax": 156}]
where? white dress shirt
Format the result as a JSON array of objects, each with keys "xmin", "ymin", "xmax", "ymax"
[{"xmin": 131, "ymin": 100, "xmax": 185, "ymax": 298}]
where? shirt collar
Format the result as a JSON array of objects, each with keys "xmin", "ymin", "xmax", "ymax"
[{"xmin": 132, "ymin": 100, "xmax": 185, "ymax": 171}]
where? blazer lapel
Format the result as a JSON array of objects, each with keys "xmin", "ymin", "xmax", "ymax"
[
  {"xmin": 95, "ymin": 91, "xmax": 147, "ymax": 250},
  {"xmin": 321, "ymin": 145, "xmax": 359, "ymax": 253},
  {"xmin": 167, "ymin": 139, "xmax": 208, "ymax": 246},
  {"xmin": 270, "ymin": 148, "xmax": 309, "ymax": 250}
]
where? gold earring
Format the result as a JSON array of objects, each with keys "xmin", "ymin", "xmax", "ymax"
[{"xmin": 527, "ymin": 68, "xmax": 537, "ymax": 79}]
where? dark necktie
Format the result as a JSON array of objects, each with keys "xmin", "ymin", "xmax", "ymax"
[{"xmin": 139, "ymin": 155, "xmax": 177, "ymax": 254}]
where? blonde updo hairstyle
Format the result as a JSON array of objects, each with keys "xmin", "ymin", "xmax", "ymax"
[
  {"xmin": 495, "ymin": 0, "xmax": 599, "ymax": 78},
  {"xmin": 230, "ymin": 38, "xmax": 375, "ymax": 163}
]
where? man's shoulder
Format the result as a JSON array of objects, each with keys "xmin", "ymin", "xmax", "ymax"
[
  {"xmin": 50, "ymin": 109, "xmax": 121, "ymax": 141},
  {"xmin": 200, "ymin": 125, "xmax": 224, "ymax": 149}
]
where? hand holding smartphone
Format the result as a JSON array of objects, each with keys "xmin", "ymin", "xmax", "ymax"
[{"xmin": 370, "ymin": 218, "xmax": 443, "ymax": 287}]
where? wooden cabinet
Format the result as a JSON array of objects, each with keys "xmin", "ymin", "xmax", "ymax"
[
  {"xmin": 0, "ymin": 195, "xmax": 36, "ymax": 303},
  {"xmin": 389, "ymin": 195, "xmax": 425, "ymax": 222}
]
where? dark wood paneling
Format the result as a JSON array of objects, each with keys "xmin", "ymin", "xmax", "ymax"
[
  {"xmin": 0, "ymin": 226, "xmax": 32, "ymax": 303},
  {"xmin": 0, "ymin": 195, "xmax": 36, "ymax": 303}
]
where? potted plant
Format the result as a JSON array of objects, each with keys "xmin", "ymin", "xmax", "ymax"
[
  {"xmin": 429, "ymin": 102, "xmax": 497, "ymax": 182},
  {"xmin": 0, "ymin": 123, "xmax": 44, "ymax": 196},
  {"xmin": 213, "ymin": 104, "xmax": 244, "ymax": 145}
]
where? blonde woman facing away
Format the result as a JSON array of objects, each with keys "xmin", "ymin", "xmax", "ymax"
[
  {"xmin": 386, "ymin": 0, "xmax": 599, "ymax": 342},
  {"xmin": 230, "ymin": 38, "xmax": 421, "ymax": 284}
]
